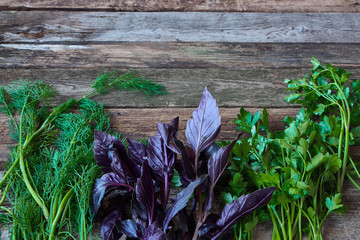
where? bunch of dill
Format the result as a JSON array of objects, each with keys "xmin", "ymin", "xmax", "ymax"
[{"xmin": 0, "ymin": 71, "xmax": 166, "ymax": 239}]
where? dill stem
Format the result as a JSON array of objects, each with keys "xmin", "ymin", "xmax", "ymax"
[
  {"xmin": 48, "ymin": 188, "xmax": 74, "ymax": 240},
  {"xmin": 0, "ymin": 91, "xmax": 18, "ymax": 131},
  {"xmin": 80, "ymin": 210, "xmax": 88, "ymax": 240},
  {"xmin": 59, "ymin": 198, "xmax": 71, "ymax": 229},
  {"xmin": 18, "ymin": 98, "xmax": 49, "ymax": 219},
  {"xmin": 0, "ymin": 182, "xmax": 10, "ymax": 205},
  {"xmin": 64, "ymin": 123, "xmax": 85, "ymax": 162},
  {"xmin": 50, "ymin": 195, "xmax": 60, "ymax": 223},
  {"xmin": 19, "ymin": 146, "xmax": 49, "ymax": 219},
  {"xmin": 0, "ymin": 156, "xmax": 19, "ymax": 187},
  {"xmin": 0, "ymin": 206, "xmax": 12, "ymax": 215}
]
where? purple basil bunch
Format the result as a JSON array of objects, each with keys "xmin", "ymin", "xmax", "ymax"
[{"xmin": 92, "ymin": 88, "xmax": 276, "ymax": 240}]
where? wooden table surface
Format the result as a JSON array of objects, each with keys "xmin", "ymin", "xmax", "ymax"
[{"xmin": 1, "ymin": 1, "xmax": 360, "ymax": 239}]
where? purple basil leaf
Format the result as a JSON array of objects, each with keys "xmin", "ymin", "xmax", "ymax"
[
  {"xmin": 175, "ymin": 162, "xmax": 192, "ymax": 187},
  {"xmin": 132, "ymin": 198, "xmax": 148, "ymax": 229},
  {"xmin": 136, "ymin": 161, "xmax": 156, "ymax": 224},
  {"xmin": 148, "ymin": 133, "xmax": 166, "ymax": 175},
  {"xmin": 208, "ymin": 141, "xmax": 236, "ymax": 188},
  {"xmin": 204, "ymin": 141, "xmax": 235, "ymax": 213},
  {"xmin": 142, "ymin": 223, "xmax": 166, "ymax": 240},
  {"xmin": 101, "ymin": 210, "xmax": 123, "ymax": 240},
  {"xmin": 148, "ymin": 133, "xmax": 176, "ymax": 181},
  {"xmin": 203, "ymin": 191, "xmax": 214, "ymax": 216},
  {"xmin": 212, "ymin": 187, "xmax": 277, "ymax": 239},
  {"xmin": 128, "ymin": 138, "xmax": 149, "ymax": 166},
  {"xmin": 185, "ymin": 87, "xmax": 221, "ymax": 157},
  {"xmin": 199, "ymin": 213, "xmax": 219, "ymax": 237},
  {"xmin": 170, "ymin": 117, "xmax": 179, "ymax": 135},
  {"xmin": 94, "ymin": 130, "xmax": 139, "ymax": 180},
  {"xmin": 108, "ymin": 150, "xmax": 127, "ymax": 181},
  {"xmin": 120, "ymin": 219, "xmax": 142, "ymax": 238},
  {"xmin": 157, "ymin": 117, "xmax": 179, "ymax": 153},
  {"xmin": 111, "ymin": 138, "xmax": 140, "ymax": 180},
  {"xmin": 199, "ymin": 142, "xmax": 221, "ymax": 162},
  {"xmin": 91, "ymin": 172, "xmax": 131, "ymax": 215},
  {"xmin": 163, "ymin": 174, "xmax": 208, "ymax": 231},
  {"xmin": 94, "ymin": 130, "xmax": 117, "ymax": 173},
  {"xmin": 174, "ymin": 140, "xmax": 196, "ymax": 180}
]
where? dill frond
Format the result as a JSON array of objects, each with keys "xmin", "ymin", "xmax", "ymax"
[
  {"xmin": 90, "ymin": 70, "xmax": 167, "ymax": 97},
  {"xmin": 0, "ymin": 71, "xmax": 165, "ymax": 239}
]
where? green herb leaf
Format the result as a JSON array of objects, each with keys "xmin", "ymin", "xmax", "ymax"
[{"xmin": 326, "ymin": 194, "xmax": 347, "ymax": 214}]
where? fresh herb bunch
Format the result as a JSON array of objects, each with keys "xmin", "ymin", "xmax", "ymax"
[
  {"xmin": 0, "ymin": 71, "xmax": 166, "ymax": 239},
  {"xmin": 92, "ymin": 88, "xmax": 276, "ymax": 240},
  {"xmin": 284, "ymin": 58, "xmax": 360, "ymax": 192},
  {"xmin": 222, "ymin": 58, "xmax": 360, "ymax": 240}
]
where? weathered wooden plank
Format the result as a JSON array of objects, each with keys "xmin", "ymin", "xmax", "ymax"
[
  {"xmin": 0, "ymin": 107, "xmax": 298, "ymax": 165},
  {"xmin": 0, "ymin": 107, "xmax": 297, "ymax": 148},
  {"xmin": 0, "ymin": 108, "xmax": 260, "ymax": 161},
  {"xmin": 1, "ymin": 68, "xmax": 359, "ymax": 108},
  {"xmin": 0, "ymin": 0, "xmax": 359, "ymax": 13},
  {"xmin": 108, "ymin": 107, "xmax": 299, "ymax": 140},
  {"xmin": 1, "ymin": 12, "xmax": 360, "ymax": 43},
  {"xmin": 1, "ymin": 43, "xmax": 360, "ymax": 70},
  {"xmin": 1, "ymin": 107, "xmax": 360, "ymax": 161},
  {"xmin": 0, "ymin": 68, "xmax": 300, "ymax": 108}
]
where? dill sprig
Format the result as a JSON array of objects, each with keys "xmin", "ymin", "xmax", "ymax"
[
  {"xmin": 86, "ymin": 70, "xmax": 167, "ymax": 98},
  {"xmin": 0, "ymin": 71, "xmax": 166, "ymax": 239}
]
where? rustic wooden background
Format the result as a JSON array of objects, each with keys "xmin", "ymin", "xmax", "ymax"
[{"xmin": 1, "ymin": 1, "xmax": 360, "ymax": 239}]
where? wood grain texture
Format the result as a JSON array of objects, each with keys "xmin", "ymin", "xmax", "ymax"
[
  {"xmin": 0, "ymin": 107, "xmax": 297, "ymax": 148},
  {"xmin": 0, "ymin": 107, "xmax": 299, "ymax": 165},
  {"xmin": 1, "ymin": 68, "xmax": 359, "ymax": 108},
  {"xmin": 0, "ymin": 0, "xmax": 359, "ymax": 12},
  {"xmin": 0, "ymin": 68, "xmax": 310, "ymax": 108},
  {"xmin": 1, "ymin": 43, "xmax": 360, "ymax": 70},
  {"xmin": 1, "ymin": 12, "xmax": 360, "ymax": 43},
  {"xmin": 1, "ymin": 107, "xmax": 360, "ymax": 161}
]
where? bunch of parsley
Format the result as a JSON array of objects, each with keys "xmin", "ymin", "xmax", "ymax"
[
  {"xmin": 0, "ymin": 71, "xmax": 166, "ymax": 239},
  {"xmin": 222, "ymin": 58, "xmax": 360, "ymax": 239}
]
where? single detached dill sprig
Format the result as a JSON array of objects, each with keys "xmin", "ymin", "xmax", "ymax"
[
  {"xmin": 0, "ymin": 71, "xmax": 166, "ymax": 239},
  {"xmin": 85, "ymin": 70, "xmax": 167, "ymax": 98}
]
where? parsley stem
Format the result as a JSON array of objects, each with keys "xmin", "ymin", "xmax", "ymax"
[
  {"xmin": 346, "ymin": 173, "xmax": 360, "ymax": 191},
  {"xmin": 349, "ymin": 156, "xmax": 360, "ymax": 178},
  {"xmin": 268, "ymin": 206, "xmax": 281, "ymax": 240},
  {"xmin": 329, "ymin": 73, "xmax": 351, "ymax": 192},
  {"xmin": 271, "ymin": 205, "xmax": 287, "ymax": 239}
]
